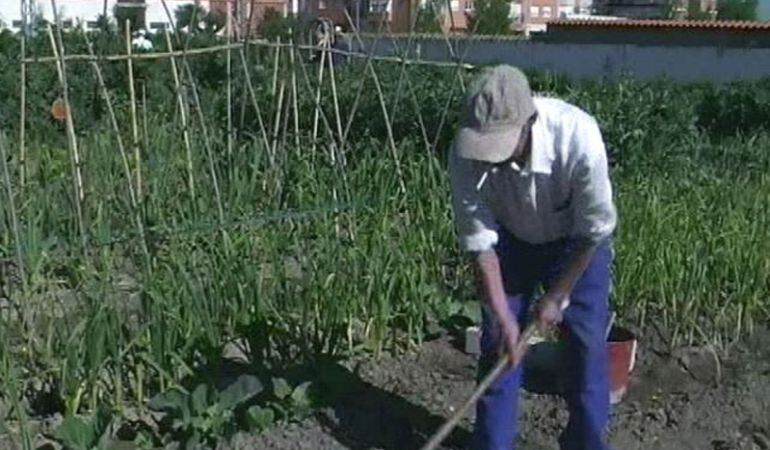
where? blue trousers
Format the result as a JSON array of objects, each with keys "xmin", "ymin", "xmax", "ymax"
[{"xmin": 472, "ymin": 230, "xmax": 613, "ymax": 450}]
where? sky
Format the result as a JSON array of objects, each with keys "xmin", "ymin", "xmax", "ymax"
[{"xmin": 0, "ymin": 0, "xmax": 199, "ymax": 27}]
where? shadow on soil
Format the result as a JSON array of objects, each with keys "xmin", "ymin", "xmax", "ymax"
[{"xmin": 311, "ymin": 359, "xmax": 472, "ymax": 450}]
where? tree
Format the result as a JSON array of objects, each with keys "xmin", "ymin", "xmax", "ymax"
[
  {"xmin": 466, "ymin": 0, "xmax": 514, "ymax": 35},
  {"xmin": 414, "ymin": 0, "xmax": 444, "ymax": 33},
  {"xmin": 687, "ymin": 0, "xmax": 715, "ymax": 20},
  {"xmin": 174, "ymin": 3, "xmax": 223, "ymax": 34},
  {"xmin": 258, "ymin": 8, "xmax": 299, "ymax": 41},
  {"xmin": 175, "ymin": 4, "xmax": 206, "ymax": 30},
  {"xmin": 717, "ymin": 0, "xmax": 757, "ymax": 20}
]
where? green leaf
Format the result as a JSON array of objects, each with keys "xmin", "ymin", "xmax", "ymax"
[
  {"xmin": 54, "ymin": 416, "xmax": 96, "ymax": 450},
  {"xmin": 246, "ymin": 406, "xmax": 275, "ymax": 431},
  {"xmin": 218, "ymin": 374, "xmax": 263, "ymax": 410},
  {"xmin": 272, "ymin": 377, "xmax": 292, "ymax": 400},
  {"xmin": 191, "ymin": 384, "xmax": 209, "ymax": 416},
  {"xmin": 290, "ymin": 381, "xmax": 312, "ymax": 406},
  {"xmin": 149, "ymin": 388, "xmax": 191, "ymax": 427},
  {"xmin": 133, "ymin": 431, "xmax": 155, "ymax": 450},
  {"xmin": 148, "ymin": 388, "xmax": 188, "ymax": 416}
]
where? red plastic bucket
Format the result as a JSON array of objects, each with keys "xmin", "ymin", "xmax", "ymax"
[{"xmin": 607, "ymin": 326, "xmax": 637, "ymax": 404}]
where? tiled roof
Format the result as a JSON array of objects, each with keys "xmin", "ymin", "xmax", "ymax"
[{"xmin": 547, "ymin": 19, "xmax": 770, "ymax": 30}]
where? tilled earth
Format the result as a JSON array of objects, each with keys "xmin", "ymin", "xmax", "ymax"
[{"xmin": 231, "ymin": 327, "xmax": 770, "ymax": 450}]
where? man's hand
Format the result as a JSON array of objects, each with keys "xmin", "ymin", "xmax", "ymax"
[
  {"xmin": 535, "ymin": 293, "xmax": 568, "ymax": 332},
  {"xmin": 500, "ymin": 319, "xmax": 523, "ymax": 367}
]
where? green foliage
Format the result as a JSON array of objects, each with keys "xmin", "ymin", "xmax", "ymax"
[
  {"xmin": 148, "ymin": 375, "xmax": 263, "ymax": 447},
  {"xmin": 717, "ymin": 0, "xmax": 758, "ymax": 20},
  {"xmin": 696, "ymin": 79, "xmax": 770, "ymax": 137},
  {"xmin": 174, "ymin": 4, "xmax": 224, "ymax": 34},
  {"xmin": 53, "ymin": 408, "xmax": 111, "ymax": 450},
  {"xmin": 466, "ymin": 0, "xmax": 514, "ymax": 35},
  {"xmin": 267, "ymin": 378, "xmax": 314, "ymax": 421},
  {"xmin": 246, "ymin": 405, "xmax": 276, "ymax": 431},
  {"xmin": 687, "ymin": 0, "xmax": 715, "ymax": 19}
]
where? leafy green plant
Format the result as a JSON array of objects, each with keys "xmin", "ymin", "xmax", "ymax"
[
  {"xmin": 267, "ymin": 378, "xmax": 313, "ymax": 421},
  {"xmin": 148, "ymin": 375, "xmax": 263, "ymax": 448},
  {"xmin": 52, "ymin": 408, "xmax": 111, "ymax": 450}
]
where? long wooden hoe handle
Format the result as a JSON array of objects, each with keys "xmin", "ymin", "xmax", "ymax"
[{"xmin": 419, "ymin": 323, "xmax": 538, "ymax": 450}]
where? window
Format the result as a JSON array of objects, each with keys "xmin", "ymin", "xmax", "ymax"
[
  {"xmin": 318, "ymin": 0, "xmax": 327, "ymax": 10},
  {"xmin": 530, "ymin": 5, "xmax": 539, "ymax": 16},
  {"xmin": 541, "ymin": 5, "xmax": 552, "ymax": 16},
  {"xmin": 464, "ymin": 0, "xmax": 474, "ymax": 11},
  {"xmin": 87, "ymin": 20, "xmax": 99, "ymax": 29},
  {"xmin": 150, "ymin": 21, "xmax": 168, "ymax": 30},
  {"xmin": 450, "ymin": 0, "xmax": 460, "ymax": 10}
]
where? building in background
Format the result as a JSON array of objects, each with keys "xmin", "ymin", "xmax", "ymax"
[
  {"xmin": 543, "ymin": 18, "xmax": 770, "ymax": 46},
  {"xmin": 591, "ymin": 0, "xmax": 716, "ymax": 19}
]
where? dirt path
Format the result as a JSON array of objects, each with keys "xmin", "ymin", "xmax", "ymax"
[{"xmin": 230, "ymin": 327, "xmax": 770, "ymax": 450}]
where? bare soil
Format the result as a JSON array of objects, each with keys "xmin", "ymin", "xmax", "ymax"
[{"xmin": 229, "ymin": 327, "xmax": 770, "ymax": 450}]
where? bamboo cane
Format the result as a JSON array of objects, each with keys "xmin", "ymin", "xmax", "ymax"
[
  {"xmin": 310, "ymin": 48, "xmax": 327, "ymax": 156},
  {"xmin": 18, "ymin": 0, "xmax": 26, "ymax": 189},
  {"xmin": 271, "ymin": 36, "xmax": 281, "ymax": 97},
  {"xmin": 125, "ymin": 20, "xmax": 142, "ymax": 201},
  {"xmin": 326, "ymin": 38, "xmax": 345, "ymax": 157},
  {"xmin": 289, "ymin": 41, "xmax": 301, "ymax": 154},
  {"xmin": 419, "ymin": 324, "xmax": 538, "ymax": 450},
  {"xmin": 46, "ymin": 21, "xmax": 87, "ymax": 251},
  {"xmin": 164, "ymin": 29, "xmax": 196, "ymax": 200},
  {"xmin": 271, "ymin": 80, "xmax": 286, "ymax": 160},
  {"xmin": 23, "ymin": 40, "xmax": 475, "ymax": 71},
  {"xmin": 238, "ymin": 48, "xmax": 271, "ymax": 154},
  {"xmin": 226, "ymin": 0, "xmax": 233, "ymax": 162}
]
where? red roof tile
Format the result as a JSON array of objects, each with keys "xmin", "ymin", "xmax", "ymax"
[{"xmin": 547, "ymin": 19, "xmax": 770, "ymax": 31}]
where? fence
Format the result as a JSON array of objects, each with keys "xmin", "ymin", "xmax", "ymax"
[{"xmin": 341, "ymin": 34, "xmax": 770, "ymax": 82}]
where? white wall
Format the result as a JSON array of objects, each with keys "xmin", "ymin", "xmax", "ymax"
[
  {"xmin": 0, "ymin": 0, "xmax": 207, "ymax": 30},
  {"xmin": 347, "ymin": 36, "xmax": 770, "ymax": 83}
]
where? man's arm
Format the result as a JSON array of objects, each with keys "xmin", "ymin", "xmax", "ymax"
[
  {"xmin": 449, "ymin": 151, "xmax": 523, "ymax": 365},
  {"xmin": 475, "ymin": 250, "xmax": 523, "ymax": 366},
  {"xmin": 535, "ymin": 239, "xmax": 598, "ymax": 330}
]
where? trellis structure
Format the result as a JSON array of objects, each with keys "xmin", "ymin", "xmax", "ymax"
[{"xmin": 6, "ymin": 0, "xmax": 484, "ymax": 267}]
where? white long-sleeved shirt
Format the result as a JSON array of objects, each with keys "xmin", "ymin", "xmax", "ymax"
[{"xmin": 449, "ymin": 97, "xmax": 617, "ymax": 252}]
